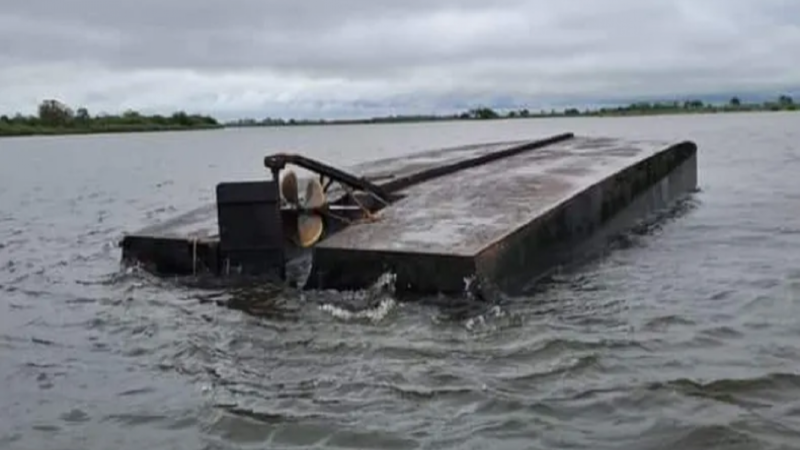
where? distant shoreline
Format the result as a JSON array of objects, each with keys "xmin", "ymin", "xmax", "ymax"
[
  {"xmin": 1, "ymin": 95, "xmax": 796, "ymax": 138},
  {"xmin": 0, "ymin": 99, "xmax": 222, "ymax": 139},
  {"xmin": 0, "ymin": 124, "xmax": 223, "ymax": 138},
  {"xmin": 227, "ymin": 104, "xmax": 799, "ymax": 128},
  {"xmin": 225, "ymin": 95, "xmax": 798, "ymax": 128}
]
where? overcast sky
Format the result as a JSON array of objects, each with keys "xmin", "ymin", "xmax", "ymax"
[{"xmin": 1, "ymin": 0, "xmax": 799, "ymax": 120}]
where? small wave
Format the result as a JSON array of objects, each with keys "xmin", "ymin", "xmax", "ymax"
[
  {"xmin": 494, "ymin": 336, "xmax": 648, "ymax": 360},
  {"xmin": 655, "ymin": 423, "xmax": 762, "ymax": 450},
  {"xmin": 59, "ymin": 408, "xmax": 91, "ymax": 424},
  {"xmin": 216, "ymin": 405, "xmax": 314, "ymax": 424},
  {"xmin": 76, "ymin": 263, "xmax": 156, "ymax": 287},
  {"xmin": 30, "ymin": 337, "xmax": 63, "ymax": 347},
  {"xmin": 382, "ymin": 383, "xmax": 479, "ymax": 401},
  {"xmin": 460, "ymin": 305, "xmax": 527, "ymax": 335},
  {"xmin": 103, "ymin": 413, "xmax": 171, "ymax": 427},
  {"xmin": 512, "ymin": 353, "xmax": 601, "ymax": 382},
  {"xmin": 698, "ymin": 325, "xmax": 744, "ymax": 340},
  {"xmin": 642, "ymin": 314, "xmax": 697, "ymax": 331},
  {"xmin": 210, "ymin": 404, "xmax": 418, "ymax": 449},
  {"xmin": 0, "ymin": 333, "xmax": 29, "ymax": 349},
  {"xmin": 708, "ymin": 289, "xmax": 735, "ymax": 301},
  {"xmin": 314, "ymin": 271, "xmax": 398, "ymax": 323},
  {"xmin": 649, "ymin": 372, "xmax": 800, "ymax": 408},
  {"xmin": 319, "ymin": 297, "xmax": 397, "ymax": 324},
  {"xmin": 220, "ymin": 286, "xmax": 301, "ymax": 320}
]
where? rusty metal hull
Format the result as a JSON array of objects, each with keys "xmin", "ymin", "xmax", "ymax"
[
  {"xmin": 304, "ymin": 136, "xmax": 698, "ymax": 295},
  {"xmin": 119, "ymin": 134, "xmax": 698, "ymax": 297}
]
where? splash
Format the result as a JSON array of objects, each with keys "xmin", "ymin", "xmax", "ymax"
[
  {"xmin": 319, "ymin": 297, "xmax": 396, "ymax": 323},
  {"xmin": 316, "ymin": 271, "xmax": 398, "ymax": 323}
]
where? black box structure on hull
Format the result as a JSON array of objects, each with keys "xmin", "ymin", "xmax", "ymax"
[{"xmin": 119, "ymin": 132, "xmax": 699, "ymax": 296}]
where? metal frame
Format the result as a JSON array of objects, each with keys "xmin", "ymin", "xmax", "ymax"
[
  {"xmin": 263, "ymin": 132, "xmax": 575, "ymax": 207},
  {"xmin": 264, "ymin": 153, "xmax": 392, "ymax": 204}
]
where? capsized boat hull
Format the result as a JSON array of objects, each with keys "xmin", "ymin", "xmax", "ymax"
[{"xmin": 119, "ymin": 133, "xmax": 698, "ymax": 297}]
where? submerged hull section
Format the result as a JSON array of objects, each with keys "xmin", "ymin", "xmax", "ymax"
[{"xmin": 119, "ymin": 133, "xmax": 698, "ymax": 297}]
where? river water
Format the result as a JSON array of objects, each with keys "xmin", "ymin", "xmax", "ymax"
[{"xmin": 1, "ymin": 112, "xmax": 799, "ymax": 449}]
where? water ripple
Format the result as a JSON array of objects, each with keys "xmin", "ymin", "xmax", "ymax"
[{"xmin": 2, "ymin": 115, "xmax": 800, "ymax": 449}]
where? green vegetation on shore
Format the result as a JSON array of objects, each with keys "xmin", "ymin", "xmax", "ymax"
[
  {"xmin": 1, "ymin": 94, "xmax": 796, "ymax": 137},
  {"xmin": 0, "ymin": 99, "xmax": 221, "ymax": 137},
  {"xmin": 227, "ymin": 94, "xmax": 798, "ymax": 127}
]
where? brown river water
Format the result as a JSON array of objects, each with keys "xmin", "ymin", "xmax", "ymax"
[{"xmin": 1, "ymin": 112, "xmax": 800, "ymax": 449}]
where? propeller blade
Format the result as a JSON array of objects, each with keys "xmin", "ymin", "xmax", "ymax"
[
  {"xmin": 297, "ymin": 213, "xmax": 324, "ymax": 247},
  {"xmin": 280, "ymin": 169, "xmax": 299, "ymax": 204},
  {"xmin": 304, "ymin": 177, "xmax": 326, "ymax": 209}
]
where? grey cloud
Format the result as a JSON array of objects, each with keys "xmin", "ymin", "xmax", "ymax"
[
  {"xmin": 5, "ymin": 0, "xmax": 551, "ymax": 74},
  {"xmin": 1, "ymin": 0, "xmax": 799, "ymax": 118}
]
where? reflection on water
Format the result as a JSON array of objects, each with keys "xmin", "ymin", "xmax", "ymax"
[{"xmin": 2, "ymin": 112, "xmax": 800, "ymax": 449}]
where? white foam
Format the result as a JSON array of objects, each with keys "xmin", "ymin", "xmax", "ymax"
[
  {"xmin": 317, "ymin": 271, "xmax": 398, "ymax": 323},
  {"xmin": 319, "ymin": 297, "xmax": 397, "ymax": 323}
]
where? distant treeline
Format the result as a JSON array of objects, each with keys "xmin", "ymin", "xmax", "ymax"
[
  {"xmin": 227, "ymin": 94, "xmax": 798, "ymax": 127},
  {"xmin": 0, "ymin": 99, "xmax": 221, "ymax": 137},
  {"xmin": 2, "ymin": 94, "xmax": 796, "ymax": 137},
  {"xmin": 572, "ymin": 94, "xmax": 797, "ymax": 117}
]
